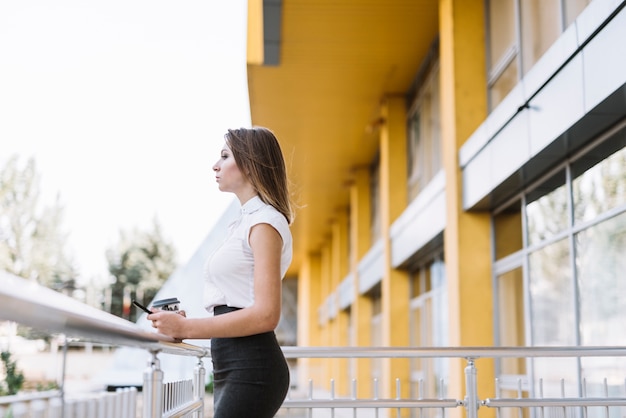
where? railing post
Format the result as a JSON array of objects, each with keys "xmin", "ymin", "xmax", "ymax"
[
  {"xmin": 464, "ymin": 358, "xmax": 479, "ymax": 418},
  {"xmin": 192, "ymin": 357, "xmax": 206, "ymax": 418},
  {"xmin": 143, "ymin": 351, "xmax": 164, "ymax": 418}
]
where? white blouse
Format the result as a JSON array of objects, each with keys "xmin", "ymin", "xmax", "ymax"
[{"xmin": 203, "ymin": 196, "xmax": 292, "ymax": 314}]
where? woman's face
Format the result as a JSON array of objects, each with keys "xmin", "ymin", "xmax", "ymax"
[{"xmin": 212, "ymin": 143, "xmax": 247, "ymax": 193}]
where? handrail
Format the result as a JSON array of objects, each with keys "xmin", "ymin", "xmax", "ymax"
[
  {"xmin": 282, "ymin": 345, "xmax": 626, "ymax": 358},
  {"xmin": 0, "ymin": 271, "xmax": 207, "ymax": 357},
  {"xmin": 4, "ymin": 271, "xmax": 626, "ymax": 360},
  {"xmin": 0, "ymin": 390, "xmax": 62, "ymax": 405}
]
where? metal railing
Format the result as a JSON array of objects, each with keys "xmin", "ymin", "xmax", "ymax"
[
  {"xmin": 278, "ymin": 347, "xmax": 626, "ymax": 417},
  {"xmin": 2, "ymin": 271, "xmax": 626, "ymax": 418},
  {"xmin": 0, "ymin": 271, "xmax": 206, "ymax": 418}
]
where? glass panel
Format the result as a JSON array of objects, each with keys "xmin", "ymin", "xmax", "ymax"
[
  {"xmin": 488, "ymin": 0, "xmax": 516, "ymax": 67},
  {"xmin": 572, "ymin": 145, "xmax": 626, "ymax": 224},
  {"xmin": 564, "ymin": 0, "xmax": 593, "ymax": 27},
  {"xmin": 531, "ymin": 357, "xmax": 579, "ymax": 397},
  {"xmin": 494, "ymin": 199, "xmax": 523, "ymax": 259},
  {"xmin": 520, "ymin": 0, "xmax": 562, "ymax": 74},
  {"xmin": 497, "ymin": 267, "xmax": 527, "ymax": 394},
  {"xmin": 498, "ymin": 267, "xmax": 526, "ymax": 348},
  {"xmin": 407, "ymin": 112, "xmax": 424, "ymax": 200},
  {"xmin": 526, "ymin": 170, "xmax": 568, "ymax": 246},
  {"xmin": 407, "ymin": 66, "xmax": 441, "ymax": 201},
  {"xmin": 370, "ymin": 285, "xmax": 383, "ymax": 381},
  {"xmin": 529, "ymin": 237, "xmax": 578, "ymax": 399},
  {"xmin": 528, "ymin": 238, "xmax": 574, "ymax": 345},
  {"xmin": 576, "ymin": 210, "xmax": 626, "ymax": 416},
  {"xmin": 580, "ymin": 356, "xmax": 626, "ymax": 400},
  {"xmin": 576, "ymin": 211, "xmax": 626, "ymax": 346},
  {"xmin": 409, "ymin": 257, "xmax": 447, "ymax": 406},
  {"xmin": 370, "ymin": 159, "xmax": 381, "ymax": 243},
  {"xmin": 489, "ymin": 59, "xmax": 518, "ymax": 109},
  {"xmin": 431, "ymin": 259, "xmax": 447, "ymax": 348}
]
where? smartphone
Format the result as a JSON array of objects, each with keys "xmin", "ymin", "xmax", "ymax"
[{"xmin": 132, "ymin": 300, "xmax": 152, "ymax": 314}]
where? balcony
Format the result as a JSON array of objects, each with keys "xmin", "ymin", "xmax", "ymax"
[{"xmin": 2, "ymin": 271, "xmax": 626, "ymax": 418}]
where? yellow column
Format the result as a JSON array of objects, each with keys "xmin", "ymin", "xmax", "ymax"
[
  {"xmin": 330, "ymin": 209, "xmax": 350, "ymax": 394},
  {"xmin": 379, "ymin": 96, "xmax": 410, "ymax": 405},
  {"xmin": 245, "ymin": 0, "xmax": 264, "ymax": 65},
  {"xmin": 319, "ymin": 243, "xmax": 333, "ymax": 385},
  {"xmin": 350, "ymin": 167, "xmax": 373, "ymax": 398},
  {"xmin": 297, "ymin": 253, "xmax": 323, "ymax": 386},
  {"xmin": 439, "ymin": 0, "xmax": 495, "ymax": 415}
]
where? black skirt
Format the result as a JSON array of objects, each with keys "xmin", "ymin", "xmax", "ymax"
[{"xmin": 210, "ymin": 305, "xmax": 290, "ymax": 418}]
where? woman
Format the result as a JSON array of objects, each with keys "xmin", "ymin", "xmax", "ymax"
[{"xmin": 148, "ymin": 126, "xmax": 294, "ymax": 417}]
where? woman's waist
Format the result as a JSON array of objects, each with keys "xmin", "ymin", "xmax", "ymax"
[{"xmin": 214, "ymin": 305, "xmax": 242, "ymax": 315}]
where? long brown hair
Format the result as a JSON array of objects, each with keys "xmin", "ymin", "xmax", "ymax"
[{"xmin": 225, "ymin": 127, "xmax": 294, "ymax": 224}]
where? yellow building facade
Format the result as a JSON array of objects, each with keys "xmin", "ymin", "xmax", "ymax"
[{"xmin": 246, "ymin": 0, "xmax": 626, "ymax": 416}]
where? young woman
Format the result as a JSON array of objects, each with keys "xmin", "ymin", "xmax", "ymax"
[{"xmin": 148, "ymin": 126, "xmax": 294, "ymax": 417}]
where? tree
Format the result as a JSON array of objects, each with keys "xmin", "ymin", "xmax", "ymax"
[
  {"xmin": 0, "ymin": 155, "xmax": 76, "ymax": 287},
  {"xmin": 0, "ymin": 351, "xmax": 25, "ymax": 396},
  {"xmin": 106, "ymin": 218, "xmax": 177, "ymax": 321}
]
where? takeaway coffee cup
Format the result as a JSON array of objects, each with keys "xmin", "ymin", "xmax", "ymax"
[{"xmin": 152, "ymin": 297, "xmax": 181, "ymax": 312}]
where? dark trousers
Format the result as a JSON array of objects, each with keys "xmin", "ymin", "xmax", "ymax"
[{"xmin": 211, "ymin": 305, "xmax": 290, "ymax": 418}]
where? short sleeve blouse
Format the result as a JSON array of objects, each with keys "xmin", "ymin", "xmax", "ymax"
[{"xmin": 203, "ymin": 196, "xmax": 292, "ymax": 314}]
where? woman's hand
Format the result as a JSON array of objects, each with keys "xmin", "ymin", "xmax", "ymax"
[{"xmin": 147, "ymin": 310, "xmax": 187, "ymax": 340}]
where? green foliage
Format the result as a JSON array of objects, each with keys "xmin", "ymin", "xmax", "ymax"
[
  {"xmin": 106, "ymin": 218, "xmax": 177, "ymax": 321},
  {"xmin": 205, "ymin": 373, "xmax": 214, "ymax": 394},
  {"xmin": 35, "ymin": 381, "xmax": 59, "ymax": 391},
  {"xmin": 0, "ymin": 155, "xmax": 77, "ymax": 287},
  {"xmin": 0, "ymin": 351, "xmax": 25, "ymax": 396}
]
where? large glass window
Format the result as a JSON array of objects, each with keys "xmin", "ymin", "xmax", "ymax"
[
  {"xmin": 370, "ymin": 158, "xmax": 381, "ymax": 243},
  {"xmin": 369, "ymin": 285, "xmax": 383, "ymax": 381},
  {"xmin": 492, "ymin": 132, "xmax": 626, "ymax": 401},
  {"xmin": 407, "ymin": 61, "xmax": 441, "ymax": 201},
  {"xmin": 576, "ymin": 212, "xmax": 626, "ymax": 346},
  {"xmin": 520, "ymin": 0, "xmax": 561, "ymax": 75},
  {"xmin": 572, "ymin": 145, "xmax": 626, "ymax": 224},
  {"xmin": 486, "ymin": 0, "xmax": 595, "ymax": 109},
  {"xmin": 528, "ymin": 238, "xmax": 575, "ymax": 346},
  {"xmin": 526, "ymin": 170, "xmax": 569, "ymax": 246},
  {"xmin": 408, "ymin": 254, "xmax": 447, "ymax": 415}
]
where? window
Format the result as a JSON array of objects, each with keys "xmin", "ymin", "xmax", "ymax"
[
  {"xmin": 407, "ymin": 62, "xmax": 442, "ymax": 201},
  {"xmin": 368, "ymin": 284, "xmax": 383, "ymax": 381},
  {"xmin": 492, "ymin": 128, "xmax": 626, "ymax": 399},
  {"xmin": 408, "ymin": 254, "xmax": 448, "ymax": 408},
  {"xmin": 486, "ymin": 0, "xmax": 595, "ymax": 109},
  {"xmin": 370, "ymin": 157, "xmax": 381, "ymax": 243}
]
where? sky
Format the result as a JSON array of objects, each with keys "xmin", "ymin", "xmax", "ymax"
[{"xmin": 0, "ymin": 1, "xmax": 250, "ymax": 284}]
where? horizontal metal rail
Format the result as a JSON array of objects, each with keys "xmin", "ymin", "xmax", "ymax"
[
  {"xmin": 0, "ymin": 271, "xmax": 206, "ymax": 357},
  {"xmin": 483, "ymin": 398, "xmax": 626, "ymax": 407},
  {"xmin": 0, "ymin": 390, "xmax": 62, "ymax": 406},
  {"xmin": 281, "ymin": 345, "xmax": 626, "ymax": 359}
]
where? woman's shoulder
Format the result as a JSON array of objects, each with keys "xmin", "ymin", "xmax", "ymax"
[{"xmin": 251, "ymin": 203, "xmax": 288, "ymax": 226}]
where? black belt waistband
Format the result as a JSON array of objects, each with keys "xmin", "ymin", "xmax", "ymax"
[{"xmin": 214, "ymin": 305, "xmax": 242, "ymax": 315}]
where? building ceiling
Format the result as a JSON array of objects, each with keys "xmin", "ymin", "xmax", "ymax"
[{"xmin": 247, "ymin": 0, "xmax": 439, "ymax": 275}]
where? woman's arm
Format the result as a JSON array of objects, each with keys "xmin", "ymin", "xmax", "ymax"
[{"xmin": 148, "ymin": 222, "xmax": 284, "ymax": 340}]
